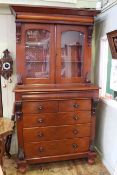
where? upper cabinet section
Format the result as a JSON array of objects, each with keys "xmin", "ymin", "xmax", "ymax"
[
  {"xmin": 26, "ymin": 29, "xmax": 50, "ymax": 79},
  {"xmin": 56, "ymin": 25, "xmax": 87, "ymax": 83},
  {"xmin": 11, "ymin": 6, "xmax": 100, "ymax": 85},
  {"xmin": 24, "ymin": 24, "xmax": 55, "ymax": 84}
]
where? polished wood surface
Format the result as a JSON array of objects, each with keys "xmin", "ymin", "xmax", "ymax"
[
  {"xmin": 14, "ymin": 84, "xmax": 99, "ymax": 92},
  {"xmin": 23, "ymin": 111, "xmax": 91, "ymax": 127},
  {"xmin": 22, "ymin": 101, "xmax": 58, "ymax": 113},
  {"xmin": 24, "ymin": 137, "xmax": 90, "ymax": 159},
  {"xmin": 16, "ymin": 14, "xmax": 94, "ymax": 24},
  {"xmin": 59, "ymin": 99, "xmax": 91, "ymax": 111},
  {"xmin": 12, "ymin": 5, "xmax": 99, "ymax": 173},
  {"xmin": 23, "ymin": 124, "xmax": 91, "ymax": 142},
  {"xmin": 11, "ymin": 6, "xmax": 100, "ymax": 16}
]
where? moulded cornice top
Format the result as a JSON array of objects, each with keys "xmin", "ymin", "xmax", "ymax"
[{"xmin": 11, "ymin": 5, "xmax": 100, "ymax": 17}]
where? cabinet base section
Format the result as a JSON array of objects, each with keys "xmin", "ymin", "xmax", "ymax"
[{"xmin": 17, "ymin": 152, "xmax": 96, "ymax": 173}]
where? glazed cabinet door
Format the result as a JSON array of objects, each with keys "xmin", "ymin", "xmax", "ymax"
[
  {"xmin": 56, "ymin": 25, "xmax": 89, "ymax": 83},
  {"xmin": 17, "ymin": 24, "xmax": 55, "ymax": 84}
]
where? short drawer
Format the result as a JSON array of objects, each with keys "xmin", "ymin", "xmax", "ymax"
[
  {"xmin": 23, "ymin": 111, "xmax": 91, "ymax": 128},
  {"xmin": 22, "ymin": 101, "xmax": 58, "ymax": 114},
  {"xmin": 23, "ymin": 124, "xmax": 91, "ymax": 142},
  {"xmin": 24, "ymin": 137, "xmax": 90, "ymax": 159},
  {"xmin": 59, "ymin": 99, "xmax": 91, "ymax": 112}
]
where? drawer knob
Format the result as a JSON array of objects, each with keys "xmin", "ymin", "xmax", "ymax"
[
  {"xmin": 73, "ymin": 129, "xmax": 79, "ymax": 135},
  {"xmin": 37, "ymin": 118, "xmax": 44, "ymax": 123},
  {"xmin": 73, "ymin": 104, "xmax": 79, "ymax": 108},
  {"xmin": 72, "ymin": 143, "xmax": 78, "ymax": 149},
  {"xmin": 39, "ymin": 146, "xmax": 44, "ymax": 153},
  {"xmin": 38, "ymin": 105, "xmax": 43, "ymax": 110},
  {"xmin": 38, "ymin": 132, "xmax": 44, "ymax": 137},
  {"xmin": 73, "ymin": 115, "xmax": 79, "ymax": 120}
]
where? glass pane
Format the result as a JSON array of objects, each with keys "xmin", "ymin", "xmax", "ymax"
[
  {"xmin": 25, "ymin": 30, "xmax": 50, "ymax": 78},
  {"xmin": 61, "ymin": 31, "xmax": 84, "ymax": 78}
]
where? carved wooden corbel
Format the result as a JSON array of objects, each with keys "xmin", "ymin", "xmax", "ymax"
[
  {"xmin": 89, "ymin": 140, "xmax": 95, "ymax": 152},
  {"xmin": 15, "ymin": 101, "xmax": 23, "ymax": 120},
  {"xmin": 87, "ymin": 25, "xmax": 93, "ymax": 46},
  {"xmin": 16, "ymin": 23, "xmax": 22, "ymax": 44},
  {"xmin": 92, "ymin": 98, "xmax": 99, "ymax": 116},
  {"xmin": 85, "ymin": 72, "xmax": 91, "ymax": 83},
  {"xmin": 18, "ymin": 147, "xmax": 25, "ymax": 161}
]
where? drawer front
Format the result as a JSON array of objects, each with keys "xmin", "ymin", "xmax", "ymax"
[
  {"xmin": 22, "ymin": 101, "xmax": 58, "ymax": 114},
  {"xmin": 24, "ymin": 137, "xmax": 89, "ymax": 158},
  {"xmin": 23, "ymin": 124, "xmax": 91, "ymax": 142},
  {"xmin": 59, "ymin": 99, "xmax": 91, "ymax": 112},
  {"xmin": 23, "ymin": 111, "xmax": 91, "ymax": 128}
]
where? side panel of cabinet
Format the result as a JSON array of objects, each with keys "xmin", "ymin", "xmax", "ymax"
[
  {"xmin": 16, "ymin": 24, "xmax": 56, "ymax": 84},
  {"xmin": 56, "ymin": 25, "xmax": 90, "ymax": 83}
]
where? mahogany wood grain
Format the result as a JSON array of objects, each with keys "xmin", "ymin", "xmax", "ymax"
[
  {"xmin": 21, "ymin": 91, "xmax": 98, "ymax": 100},
  {"xmin": 14, "ymin": 84, "xmax": 99, "ymax": 92},
  {"xmin": 23, "ymin": 111, "xmax": 91, "ymax": 128},
  {"xmin": 26, "ymin": 152, "xmax": 88, "ymax": 164},
  {"xmin": 16, "ymin": 14, "xmax": 94, "ymax": 24},
  {"xmin": 59, "ymin": 99, "xmax": 91, "ymax": 112},
  {"xmin": 24, "ymin": 137, "xmax": 89, "ymax": 158},
  {"xmin": 22, "ymin": 101, "xmax": 58, "ymax": 113},
  {"xmin": 23, "ymin": 124, "xmax": 91, "ymax": 142},
  {"xmin": 11, "ymin": 6, "xmax": 100, "ymax": 17}
]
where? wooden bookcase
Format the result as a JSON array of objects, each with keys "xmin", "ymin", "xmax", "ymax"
[{"xmin": 11, "ymin": 6, "xmax": 99, "ymax": 173}]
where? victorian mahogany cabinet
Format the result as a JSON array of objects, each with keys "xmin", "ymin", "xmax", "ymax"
[{"xmin": 11, "ymin": 6, "xmax": 99, "ymax": 172}]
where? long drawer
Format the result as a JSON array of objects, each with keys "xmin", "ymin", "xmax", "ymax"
[
  {"xmin": 22, "ymin": 101, "xmax": 58, "ymax": 113},
  {"xmin": 24, "ymin": 137, "xmax": 90, "ymax": 159},
  {"xmin": 59, "ymin": 99, "xmax": 91, "ymax": 112},
  {"xmin": 23, "ymin": 124, "xmax": 91, "ymax": 142},
  {"xmin": 23, "ymin": 111, "xmax": 91, "ymax": 128}
]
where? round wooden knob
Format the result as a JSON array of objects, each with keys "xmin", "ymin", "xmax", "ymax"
[
  {"xmin": 37, "ymin": 118, "xmax": 44, "ymax": 123},
  {"xmin": 73, "ymin": 129, "xmax": 79, "ymax": 135},
  {"xmin": 38, "ymin": 132, "xmax": 44, "ymax": 137},
  {"xmin": 73, "ymin": 104, "xmax": 79, "ymax": 108},
  {"xmin": 72, "ymin": 143, "xmax": 78, "ymax": 149},
  {"xmin": 39, "ymin": 146, "xmax": 44, "ymax": 152},
  {"xmin": 73, "ymin": 115, "xmax": 79, "ymax": 120},
  {"xmin": 38, "ymin": 105, "xmax": 43, "ymax": 110}
]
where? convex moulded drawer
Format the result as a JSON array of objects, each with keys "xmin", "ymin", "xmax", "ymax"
[
  {"xmin": 23, "ymin": 111, "xmax": 91, "ymax": 128},
  {"xmin": 23, "ymin": 124, "xmax": 91, "ymax": 142},
  {"xmin": 24, "ymin": 137, "xmax": 90, "ymax": 159}
]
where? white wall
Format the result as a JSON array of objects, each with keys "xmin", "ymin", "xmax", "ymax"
[
  {"xmin": 96, "ymin": 100, "xmax": 117, "ymax": 175},
  {"xmin": 95, "ymin": 1, "xmax": 117, "ymax": 174},
  {"xmin": 0, "ymin": 6, "xmax": 16, "ymax": 118},
  {"xmin": 0, "ymin": 0, "xmax": 97, "ymax": 8}
]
